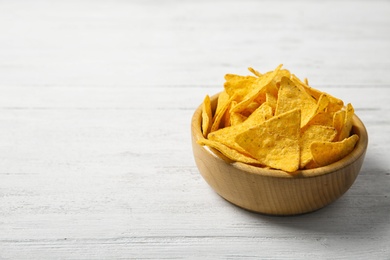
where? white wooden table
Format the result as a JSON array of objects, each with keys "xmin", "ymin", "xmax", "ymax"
[{"xmin": 1, "ymin": 1, "xmax": 389, "ymax": 259}]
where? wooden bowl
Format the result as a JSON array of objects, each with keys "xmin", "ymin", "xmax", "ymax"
[{"xmin": 191, "ymin": 93, "xmax": 368, "ymax": 215}]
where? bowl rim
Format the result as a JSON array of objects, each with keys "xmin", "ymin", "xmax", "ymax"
[{"xmin": 192, "ymin": 92, "xmax": 368, "ymax": 179}]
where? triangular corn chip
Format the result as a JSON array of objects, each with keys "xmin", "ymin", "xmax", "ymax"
[
  {"xmin": 274, "ymin": 69, "xmax": 291, "ymax": 87},
  {"xmin": 235, "ymin": 109, "xmax": 301, "ymax": 172},
  {"xmin": 265, "ymin": 92, "xmax": 277, "ymax": 114},
  {"xmin": 240, "ymin": 101, "xmax": 260, "ymax": 117},
  {"xmin": 311, "ymin": 134, "xmax": 359, "ymax": 167},
  {"xmin": 291, "ymin": 74, "xmax": 322, "ymax": 100},
  {"xmin": 300, "ymin": 125, "xmax": 337, "ymax": 168},
  {"xmin": 230, "ymin": 112, "xmax": 247, "ymax": 126},
  {"xmin": 230, "ymin": 64, "xmax": 283, "ymax": 113},
  {"xmin": 214, "ymin": 90, "xmax": 230, "ymax": 121},
  {"xmin": 275, "ymin": 76, "xmax": 317, "ymax": 127},
  {"xmin": 306, "ymin": 111, "xmax": 334, "ymax": 127},
  {"xmin": 201, "ymin": 95, "xmax": 212, "ymax": 137},
  {"xmin": 208, "ymin": 102, "xmax": 273, "ymax": 154},
  {"xmin": 197, "ymin": 138, "xmax": 261, "ymax": 165},
  {"xmin": 248, "ymin": 67, "xmax": 262, "ymax": 77},
  {"xmin": 338, "ymin": 103, "xmax": 354, "ymax": 141},
  {"xmin": 333, "ymin": 109, "xmax": 346, "ymax": 141},
  {"xmin": 244, "ymin": 102, "xmax": 273, "ymax": 126},
  {"xmin": 224, "ymin": 74, "xmax": 257, "ymax": 101},
  {"xmin": 208, "ymin": 124, "xmax": 249, "ymax": 155},
  {"xmin": 211, "ymin": 93, "xmax": 236, "ymax": 132},
  {"xmin": 199, "ymin": 66, "xmax": 358, "ymax": 171}
]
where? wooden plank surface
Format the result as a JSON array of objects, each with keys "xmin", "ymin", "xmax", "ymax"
[{"xmin": 0, "ymin": 0, "xmax": 390, "ymax": 259}]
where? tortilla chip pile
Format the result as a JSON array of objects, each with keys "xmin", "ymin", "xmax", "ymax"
[{"xmin": 198, "ymin": 65, "xmax": 359, "ymax": 173}]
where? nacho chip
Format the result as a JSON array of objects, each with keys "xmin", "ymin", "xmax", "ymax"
[
  {"xmin": 304, "ymin": 78, "xmax": 309, "ymax": 85},
  {"xmin": 235, "ymin": 109, "xmax": 301, "ymax": 172},
  {"xmin": 306, "ymin": 111, "xmax": 333, "ymax": 127},
  {"xmin": 208, "ymin": 102, "xmax": 272, "ymax": 154},
  {"xmin": 302, "ymin": 93, "xmax": 330, "ymax": 128},
  {"xmin": 214, "ymin": 90, "xmax": 230, "ymax": 119},
  {"xmin": 230, "ymin": 64, "xmax": 283, "ymax": 113},
  {"xmin": 199, "ymin": 65, "xmax": 359, "ymax": 171},
  {"xmin": 201, "ymin": 95, "xmax": 213, "ymax": 137},
  {"xmin": 291, "ymin": 74, "xmax": 322, "ymax": 100},
  {"xmin": 338, "ymin": 103, "xmax": 354, "ymax": 141},
  {"xmin": 197, "ymin": 138, "xmax": 261, "ymax": 165},
  {"xmin": 240, "ymin": 101, "xmax": 260, "ymax": 117},
  {"xmin": 244, "ymin": 102, "xmax": 273, "ymax": 126},
  {"xmin": 325, "ymin": 94, "xmax": 344, "ymax": 113},
  {"xmin": 265, "ymin": 92, "xmax": 277, "ymax": 114},
  {"xmin": 291, "ymin": 75, "xmax": 344, "ymax": 112},
  {"xmin": 248, "ymin": 67, "xmax": 262, "ymax": 77},
  {"xmin": 211, "ymin": 93, "xmax": 236, "ymax": 132},
  {"xmin": 316, "ymin": 93, "xmax": 330, "ymax": 113},
  {"xmin": 300, "ymin": 125, "xmax": 337, "ymax": 168},
  {"xmin": 208, "ymin": 124, "xmax": 249, "ymax": 154},
  {"xmin": 275, "ymin": 77, "xmax": 317, "ymax": 127},
  {"xmin": 221, "ymin": 100, "xmax": 234, "ymax": 128},
  {"xmin": 254, "ymin": 82, "xmax": 279, "ymax": 105},
  {"xmin": 327, "ymin": 97, "xmax": 344, "ymax": 112},
  {"xmin": 311, "ymin": 134, "xmax": 359, "ymax": 167},
  {"xmin": 303, "ymin": 159, "xmax": 319, "ymax": 169},
  {"xmin": 274, "ymin": 69, "xmax": 292, "ymax": 87},
  {"xmin": 230, "ymin": 112, "xmax": 247, "ymax": 126},
  {"xmin": 224, "ymin": 74, "xmax": 257, "ymax": 101},
  {"xmin": 333, "ymin": 109, "xmax": 346, "ymax": 140},
  {"xmin": 229, "ymin": 101, "xmax": 246, "ymax": 126}
]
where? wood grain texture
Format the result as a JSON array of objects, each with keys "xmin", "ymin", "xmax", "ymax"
[{"xmin": 1, "ymin": 0, "xmax": 390, "ymax": 259}]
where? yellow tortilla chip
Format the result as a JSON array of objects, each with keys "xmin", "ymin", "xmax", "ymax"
[
  {"xmin": 316, "ymin": 93, "xmax": 330, "ymax": 113},
  {"xmin": 240, "ymin": 101, "xmax": 260, "ymax": 117},
  {"xmin": 230, "ymin": 112, "xmax": 247, "ymax": 126},
  {"xmin": 248, "ymin": 67, "xmax": 262, "ymax": 77},
  {"xmin": 338, "ymin": 103, "xmax": 354, "ymax": 141},
  {"xmin": 274, "ymin": 69, "xmax": 291, "ymax": 87},
  {"xmin": 208, "ymin": 124, "xmax": 249, "ymax": 154},
  {"xmin": 267, "ymin": 81, "xmax": 279, "ymax": 97},
  {"xmin": 266, "ymin": 93, "xmax": 277, "ymax": 113},
  {"xmin": 229, "ymin": 101, "xmax": 246, "ymax": 126},
  {"xmin": 208, "ymin": 102, "xmax": 273, "ymax": 154},
  {"xmin": 311, "ymin": 134, "xmax": 359, "ymax": 167},
  {"xmin": 254, "ymin": 82, "xmax": 279, "ymax": 106},
  {"xmin": 230, "ymin": 64, "xmax": 283, "ymax": 113},
  {"xmin": 235, "ymin": 109, "xmax": 301, "ymax": 172},
  {"xmin": 291, "ymin": 74, "xmax": 322, "ymax": 100},
  {"xmin": 197, "ymin": 138, "xmax": 261, "ymax": 165},
  {"xmin": 300, "ymin": 125, "xmax": 337, "ymax": 168},
  {"xmin": 211, "ymin": 93, "xmax": 236, "ymax": 132},
  {"xmin": 221, "ymin": 100, "xmax": 234, "ymax": 128},
  {"xmin": 201, "ymin": 95, "xmax": 213, "ymax": 137},
  {"xmin": 303, "ymin": 159, "xmax": 319, "ymax": 169},
  {"xmin": 224, "ymin": 74, "xmax": 257, "ymax": 101},
  {"xmin": 325, "ymin": 94, "xmax": 344, "ymax": 112},
  {"xmin": 199, "ymin": 65, "xmax": 358, "ymax": 171},
  {"xmin": 333, "ymin": 109, "xmax": 346, "ymax": 140},
  {"xmin": 275, "ymin": 76, "xmax": 317, "ymax": 127},
  {"xmin": 302, "ymin": 93, "xmax": 330, "ymax": 128},
  {"xmin": 244, "ymin": 102, "xmax": 273, "ymax": 126},
  {"xmin": 291, "ymin": 75, "xmax": 343, "ymax": 112},
  {"xmin": 304, "ymin": 78, "xmax": 309, "ymax": 85},
  {"xmin": 214, "ymin": 90, "xmax": 230, "ymax": 118},
  {"xmin": 306, "ymin": 111, "xmax": 334, "ymax": 127}
]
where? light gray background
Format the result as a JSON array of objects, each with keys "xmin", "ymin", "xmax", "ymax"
[{"xmin": 1, "ymin": 1, "xmax": 389, "ymax": 259}]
